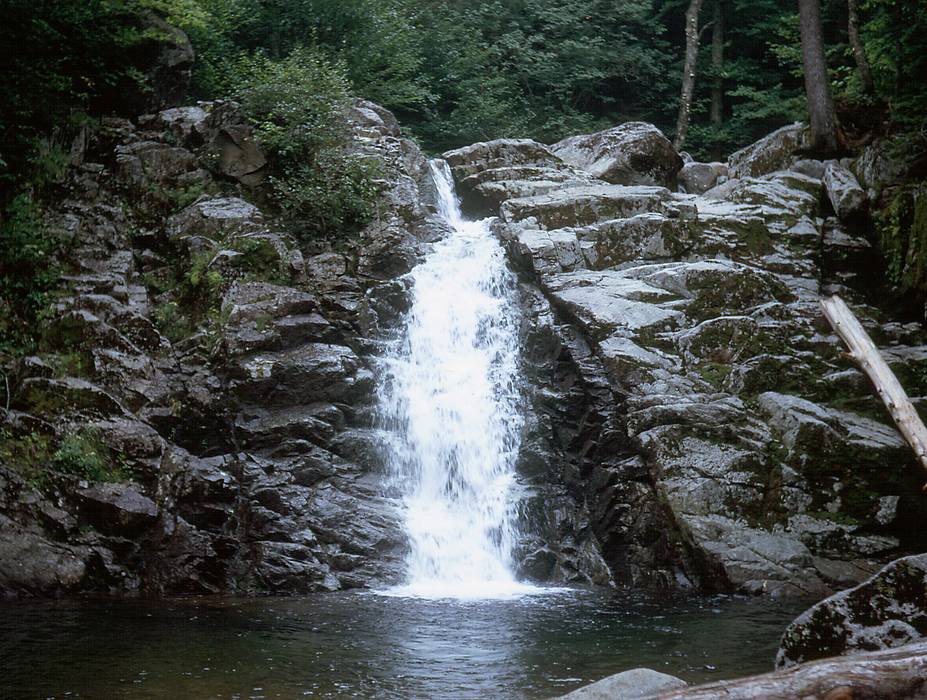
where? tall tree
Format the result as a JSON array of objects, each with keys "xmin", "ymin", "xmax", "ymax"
[
  {"xmin": 797, "ymin": 0, "xmax": 839, "ymax": 153},
  {"xmin": 847, "ymin": 0, "xmax": 875, "ymax": 95},
  {"xmin": 710, "ymin": 0, "xmax": 724, "ymax": 125},
  {"xmin": 674, "ymin": 0, "xmax": 704, "ymax": 149}
]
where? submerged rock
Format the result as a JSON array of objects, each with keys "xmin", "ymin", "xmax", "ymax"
[{"xmin": 555, "ymin": 668, "xmax": 687, "ymax": 699}]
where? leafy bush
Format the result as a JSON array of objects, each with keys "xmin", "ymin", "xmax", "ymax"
[
  {"xmin": 268, "ymin": 155, "xmax": 381, "ymax": 239},
  {"xmin": 52, "ymin": 429, "xmax": 128, "ymax": 483},
  {"xmin": 151, "ymin": 301, "xmax": 194, "ymax": 343},
  {"xmin": 0, "ymin": 195, "xmax": 58, "ymax": 355},
  {"xmin": 234, "ymin": 48, "xmax": 381, "ymax": 237}
]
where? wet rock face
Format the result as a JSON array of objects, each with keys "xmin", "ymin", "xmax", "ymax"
[
  {"xmin": 4, "ymin": 103, "xmax": 927, "ymax": 602},
  {"xmin": 0, "ymin": 97, "xmax": 440, "ymax": 598},
  {"xmin": 448, "ymin": 121, "xmax": 927, "ymax": 596},
  {"xmin": 777, "ymin": 554, "xmax": 927, "ymax": 667}
]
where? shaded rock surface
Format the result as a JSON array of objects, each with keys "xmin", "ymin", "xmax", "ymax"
[
  {"xmin": 824, "ymin": 160, "xmax": 869, "ymax": 224},
  {"xmin": 4, "ymin": 105, "xmax": 927, "ymax": 603}
]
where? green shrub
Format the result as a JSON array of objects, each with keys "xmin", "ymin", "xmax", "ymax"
[
  {"xmin": 268, "ymin": 154, "xmax": 382, "ymax": 239},
  {"xmin": 0, "ymin": 194, "xmax": 58, "ymax": 355},
  {"xmin": 234, "ymin": 48, "xmax": 381, "ymax": 238},
  {"xmin": 235, "ymin": 48, "xmax": 350, "ymax": 158},
  {"xmin": 52, "ymin": 429, "xmax": 128, "ymax": 483},
  {"xmin": 151, "ymin": 301, "xmax": 194, "ymax": 343}
]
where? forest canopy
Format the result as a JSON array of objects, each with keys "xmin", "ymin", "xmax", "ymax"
[{"xmin": 1, "ymin": 0, "xmax": 925, "ymax": 182}]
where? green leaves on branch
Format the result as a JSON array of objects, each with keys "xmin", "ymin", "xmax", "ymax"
[
  {"xmin": 234, "ymin": 48, "xmax": 381, "ymax": 238},
  {"xmin": 0, "ymin": 195, "xmax": 58, "ymax": 356}
]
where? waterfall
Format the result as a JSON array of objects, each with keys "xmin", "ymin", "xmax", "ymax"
[{"xmin": 379, "ymin": 160, "xmax": 539, "ymax": 599}]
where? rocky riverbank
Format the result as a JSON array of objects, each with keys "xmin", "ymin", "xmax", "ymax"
[{"xmin": 1, "ymin": 96, "xmax": 926, "ymax": 600}]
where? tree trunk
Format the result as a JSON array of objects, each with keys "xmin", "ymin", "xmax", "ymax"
[
  {"xmin": 820, "ymin": 295, "xmax": 927, "ymax": 483},
  {"xmin": 847, "ymin": 0, "xmax": 875, "ymax": 94},
  {"xmin": 674, "ymin": 0, "xmax": 704, "ymax": 150},
  {"xmin": 798, "ymin": 0, "xmax": 839, "ymax": 154},
  {"xmin": 710, "ymin": 0, "xmax": 724, "ymax": 125},
  {"xmin": 656, "ymin": 641, "xmax": 927, "ymax": 700}
]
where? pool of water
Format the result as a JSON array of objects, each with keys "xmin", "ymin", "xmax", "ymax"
[{"xmin": 0, "ymin": 588, "xmax": 807, "ymax": 699}]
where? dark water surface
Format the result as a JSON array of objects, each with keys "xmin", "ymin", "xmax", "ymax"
[{"xmin": 0, "ymin": 589, "xmax": 807, "ymax": 699}]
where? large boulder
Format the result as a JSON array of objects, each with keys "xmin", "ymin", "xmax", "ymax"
[
  {"xmin": 728, "ymin": 123, "xmax": 808, "ymax": 178},
  {"xmin": 229, "ymin": 344, "xmax": 374, "ymax": 407},
  {"xmin": 551, "ymin": 122, "xmax": 683, "ymax": 188},
  {"xmin": 346, "ymin": 98, "xmax": 401, "ymax": 138},
  {"xmin": 500, "ymin": 185, "xmax": 674, "ymax": 229},
  {"xmin": 824, "ymin": 160, "xmax": 869, "ymax": 224},
  {"xmin": 853, "ymin": 137, "xmax": 921, "ymax": 195},
  {"xmin": 196, "ymin": 101, "xmax": 268, "ymax": 186},
  {"xmin": 777, "ymin": 554, "xmax": 927, "ymax": 668},
  {"xmin": 442, "ymin": 139, "xmax": 593, "ymax": 213},
  {"xmin": 75, "ymin": 483, "xmax": 159, "ymax": 536},
  {"xmin": 166, "ymin": 196, "xmax": 264, "ymax": 241},
  {"xmin": 0, "ymin": 515, "xmax": 89, "ymax": 597},
  {"xmin": 444, "ymin": 139, "xmax": 563, "ymax": 179},
  {"xmin": 678, "ymin": 161, "xmax": 727, "ymax": 194}
]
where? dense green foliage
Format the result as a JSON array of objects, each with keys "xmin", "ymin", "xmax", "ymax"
[
  {"xmin": 233, "ymin": 49, "xmax": 381, "ymax": 237},
  {"xmin": 0, "ymin": 195, "xmax": 57, "ymax": 355},
  {"xmin": 177, "ymin": 0, "xmax": 926, "ymax": 157},
  {"xmin": 2, "ymin": 0, "xmax": 925, "ymax": 169},
  {"xmin": 52, "ymin": 428, "xmax": 129, "ymax": 483}
]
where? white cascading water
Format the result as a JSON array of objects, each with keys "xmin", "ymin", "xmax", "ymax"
[{"xmin": 380, "ymin": 160, "xmax": 539, "ymax": 599}]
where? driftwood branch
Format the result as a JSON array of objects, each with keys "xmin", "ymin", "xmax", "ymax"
[
  {"xmin": 654, "ymin": 640, "xmax": 927, "ymax": 699},
  {"xmin": 821, "ymin": 295, "xmax": 927, "ymax": 486}
]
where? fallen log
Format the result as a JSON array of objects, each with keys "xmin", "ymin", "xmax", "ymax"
[
  {"xmin": 653, "ymin": 640, "xmax": 927, "ymax": 699},
  {"xmin": 820, "ymin": 294, "xmax": 927, "ymax": 485}
]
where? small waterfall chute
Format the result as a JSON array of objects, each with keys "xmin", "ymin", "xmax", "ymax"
[{"xmin": 379, "ymin": 160, "xmax": 542, "ymax": 599}]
